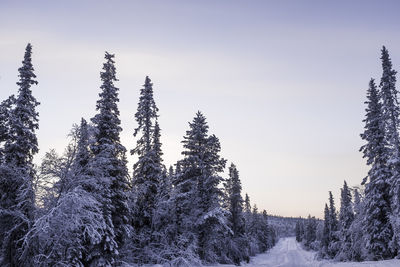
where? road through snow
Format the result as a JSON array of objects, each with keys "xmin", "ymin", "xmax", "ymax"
[
  {"xmin": 211, "ymin": 237, "xmax": 400, "ymax": 267},
  {"xmin": 244, "ymin": 237, "xmax": 318, "ymax": 267}
]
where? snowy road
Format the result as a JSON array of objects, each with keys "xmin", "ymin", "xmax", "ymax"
[
  {"xmin": 211, "ymin": 237, "xmax": 400, "ymax": 267},
  {"xmin": 243, "ymin": 237, "xmax": 318, "ymax": 267}
]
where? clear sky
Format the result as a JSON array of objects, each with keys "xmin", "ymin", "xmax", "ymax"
[{"xmin": 1, "ymin": 0, "xmax": 400, "ymax": 218}]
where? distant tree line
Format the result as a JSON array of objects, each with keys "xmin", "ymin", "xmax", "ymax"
[
  {"xmin": 0, "ymin": 44, "xmax": 277, "ymax": 266},
  {"xmin": 296, "ymin": 46, "xmax": 400, "ymax": 262}
]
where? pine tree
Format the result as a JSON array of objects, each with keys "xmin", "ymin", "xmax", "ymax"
[
  {"xmin": 0, "ymin": 43, "xmax": 39, "ymax": 266},
  {"xmin": 360, "ymin": 78, "xmax": 393, "ymax": 260},
  {"xmin": 90, "ymin": 52, "xmax": 130, "ymax": 265},
  {"xmin": 337, "ymin": 180, "xmax": 354, "ymax": 261}
]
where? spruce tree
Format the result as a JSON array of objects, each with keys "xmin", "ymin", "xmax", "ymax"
[
  {"xmin": 90, "ymin": 52, "xmax": 130, "ymax": 265},
  {"xmin": 0, "ymin": 43, "xmax": 39, "ymax": 266},
  {"xmin": 321, "ymin": 203, "xmax": 330, "ymax": 258},
  {"xmin": 223, "ymin": 163, "xmax": 248, "ymax": 264},
  {"xmin": 244, "ymin": 193, "xmax": 252, "ymax": 232},
  {"xmin": 337, "ymin": 180, "xmax": 354, "ymax": 261},
  {"xmin": 380, "ymin": 46, "xmax": 400, "ymax": 155},
  {"xmin": 379, "ymin": 47, "xmax": 400, "ymax": 255},
  {"xmin": 360, "ymin": 79, "xmax": 393, "ymax": 260},
  {"xmin": 0, "ymin": 95, "xmax": 15, "ymax": 163},
  {"xmin": 70, "ymin": 118, "xmax": 98, "ymax": 194},
  {"xmin": 349, "ymin": 188, "xmax": 364, "ymax": 261},
  {"xmin": 244, "ymin": 193, "xmax": 251, "ymax": 214},
  {"xmin": 327, "ymin": 191, "xmax": 339, "ymax": 258},
  {"xmin": 295, "ymin": 221, "xmax": 302, "ymax": 242},
  {"xmin": 4, "ymin": 43, "xmax": 39, "ymax": 172},
  {"xmin": 260, "ymin": 210, "xmax": 271, "ymax": 251},
  {"xmin": 130, "ymin": 76, "xmax": 165, "ymax": 263},
  {"xmin": 304, "ymin": 215, "xmax": 317, "ymax": 249},
  {"xmin": 131, "ymin": 76, "xmax": 162, "ymax": 229},
  {"xmin": 173, "ymin": 111, "xmax": 227, "ymax": 263},
  {"xmin": 225, "ymin": 163, "xmax": 245, "ymax": 237}
]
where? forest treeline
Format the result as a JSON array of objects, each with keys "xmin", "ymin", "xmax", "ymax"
[
  {"xmin": 296, "ymin": 46, "xmax": 400, "ymax": 262},
  {"xmin": 0, "ymin": 44, "xmax": 277, "ymax": 266}
]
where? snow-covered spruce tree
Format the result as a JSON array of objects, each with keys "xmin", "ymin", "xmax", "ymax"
[
  {"xmin": 224, "ymin": 164, "xmax": 245, "ymax": 239},
  {"xmin": 304, "ymin": 215, "xmax": 317, "ymax": 249},
  {"xmin": 360, "ymin": 78, "xmax": 393, "ymax": 260},
  {"xmin": 71, "ymin": 119, "xmax": 91, "ymax": 177},
  {"xmin": 248, "ymin": 204, "xmax": 261, "ymax": 255},
  {"xmin": 337, "ymin": 180, "xmax": 354, "ymax": 261},
  {"xmin": 0, "ymin": 95, "xmax": 16, "ymax": 252},
  {"xmin": 130, "ymin": 76, "xmax": 166, "ymax": 263},
  {"xmin": 131, "ymin": 76, "xmax": 160, "ymax": 227},
  {"xmin": 90, "ymin": 52, "xmax": 130, "ymax": 265},
  {"xmin": 0, "ymin": 43, "xmax": 39, "ymax": 266},
  {"xmin": 379, "ymin": 47, "xmax": 400, "ymax": 255},
  {"xmin": 349, "ymin": 188, "xmax": 365, "ymax": 261},
  {"xmin": 320, "ymin": 203, "xmax": 330, "ymax": 258},
  {"xmin": 143, "ymin": 121, "xmax": 177, "ymax": 264},
  {"xmin": 222, "ymin": 163, "xmax": 249, "ymax": 264},
  {"xmin": 247, "ymin": 205, "xmax": 274, "ymax": 255},
  {"xmin": 295, "ymin": 220, "xmax": 302, "ymax": 242},
  {"xmin": 173, "ymin": 111, "xmax": 227, "ymax": 264},
  {"xmin": 261, "ymin": 210, "xmax": 272, "ymax": 251},
  {"xmin": 0, "ymin": 95, "xmax": 15, "ymax": 163},
  {"xmin": 327, "ymin": 191, "xmax": 340, "ymax": 258},
  {"xmin": 244, "ymin": 193, "xmax": 252, "ymax": 232}
]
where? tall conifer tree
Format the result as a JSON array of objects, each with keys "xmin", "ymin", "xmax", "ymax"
[
  {"xmin": 0, "ymin": 43, "xmax": 39, "ymax": 266},
  {"xmin": 174, "ymin": 111, "xmax": 227, "ymax": 263},
  {"xmin": 328, "ymin": 191, "xmax": 339, "ymax": 258},
  {"xmin": 379, "ymin": 47, "xmax": 400, "ymax": 255},
  {"xmin": 337, "ymin": 180, "xmax": 354, "ymax": 260},
  {"xmin": 321, "ymin": 203, "xmax": 330, "ymax": 258},
  {"xmin": 131, "ymin": 76, "xmax": 162, "ymax": 230},
  {"xmin": 90, "ymin": 52, "xmax": 130, "ymax": 265},
  {"xmin": 360, "ymin": 79, "xmax": 393, "ymax": 260}
]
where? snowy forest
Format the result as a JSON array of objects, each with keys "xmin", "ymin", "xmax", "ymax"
[
  {"xmin": 294, "ymin": 46, "xmax": 400, "ymax": 263},
  {"xmin": 0, "ymin": 44, "xmax": 279, "ymax": 267}
]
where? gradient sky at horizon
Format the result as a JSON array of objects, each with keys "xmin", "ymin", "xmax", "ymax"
[{"xmin": 1, "ymin": 0, "xmax": 400, "ymax": 218}]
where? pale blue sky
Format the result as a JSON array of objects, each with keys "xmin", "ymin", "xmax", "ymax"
[{"xmin": 1, "ymin": 0, "xmax": 400, "ymax": 218}]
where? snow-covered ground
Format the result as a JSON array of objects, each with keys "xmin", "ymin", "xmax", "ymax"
[{"xmin": 210, "ymin": 237, "xmax": 400, "ymax": 267}]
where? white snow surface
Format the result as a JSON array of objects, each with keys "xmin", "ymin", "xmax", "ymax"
[{"xmin": 209, "ymin": 237, "xmax": 400, "ymax": 267}]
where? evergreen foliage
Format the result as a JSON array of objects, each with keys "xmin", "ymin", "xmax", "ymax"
[
  {"xmin": 0, "ymin": 43, "xmax": 39, "ymax": 266},
  {"xmin": 89, "ymin": 52, "xmax": 130, "ymax": 265}
]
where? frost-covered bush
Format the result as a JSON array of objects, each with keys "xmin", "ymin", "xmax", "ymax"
[{"xmin": 23, "ymin": 188, "xmax": 108, "ymax": 266}]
